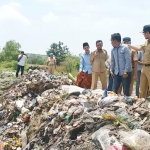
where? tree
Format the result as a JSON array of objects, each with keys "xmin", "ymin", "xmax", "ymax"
[
  {"xmin": 0, "ymin": 40, "xmax": 21, "ymax": 62},
  {"xmin": 46, "ymin": 41, "xmax": 70, "ymax": 65}
]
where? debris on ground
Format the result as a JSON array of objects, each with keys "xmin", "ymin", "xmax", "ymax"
[{"xmin": 0, "ymin": 68, "xmax": 150, "ymax": 150}]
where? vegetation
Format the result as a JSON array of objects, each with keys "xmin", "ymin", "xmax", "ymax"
[{"xmin": 0, "ymin": 40, "xmax": 80, "ymax": 77}]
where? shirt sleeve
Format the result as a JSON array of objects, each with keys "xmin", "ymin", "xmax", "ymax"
[
  {"xmin": 139, "ymin": 41, "xmax": 147, "ymax": 50},
  {"xmin": 124, "ymin": 46, "xmax": 131, "ymax": 73},
  {"xmin": 79, "ymin": 55, "xmax": 84, "ymax": 72},
  {"xmin": 90, "ymin": 52, "xmax": 94, "ymax": 64},
  {"xmin": 110, "ymin": 50, "xmax": 115, "ymax": 72}
]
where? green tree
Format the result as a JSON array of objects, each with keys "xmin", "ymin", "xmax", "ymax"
[
  {"xmin": 46, "ymin": 41, "xmax": 70, "ymax": 65},
  {"xmin": 61, "ymin": 55, "xmax": 80, "ymax": 74},
  {"xmin": 0, "ymin": 40, "xmax": 21, "ymax": 62}
]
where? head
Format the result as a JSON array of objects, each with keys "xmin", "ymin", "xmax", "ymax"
[
  {"xmin": 83, "ymin": 42, "xmax": 90, "ymax": 53},
  {"xmin": 21, "ymin": 51, "xmax": 24, "ymax": 54},
  {"xmin": 96, "ymin": 40, "xmax": 103, "ymax": 50},
  {"xmin": 111, "ymin": 33, "xmax": 121, "ymax": 48},
  {"xmin": 49, "ymin": 53, "xmax": 53, "ymax": 58},
  {"xmin": 142, "ymin": 25, "xmax": 150, "ymax": 39},
  {"xmin": 123, "ymin": 37, "xmax": 131, "ymax": 44}
]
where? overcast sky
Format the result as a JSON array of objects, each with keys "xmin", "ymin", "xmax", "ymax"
[{"xmin": 0, "ymin": 0, "xmax": 149, "ymax": 56}]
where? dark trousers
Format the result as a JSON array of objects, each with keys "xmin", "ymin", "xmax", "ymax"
[
  {"xmin": 112, "ymin": 72, "xmax": 131, "ymax": 96},
  {"xmin": 107, "ymin": 73, "xmax": 113, "ymax": 91},
  {"xmin": 16, "ymin": 65, "xmax": 24, "ymax": 77},
  {"xmin": 136, "ymin": 70, "xmax": 141, "ymax": 97}
]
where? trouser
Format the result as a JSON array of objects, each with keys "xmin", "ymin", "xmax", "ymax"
[
  {"xmin": 107, "ymin": 73, "xmax": 113, "ymax": 91},
  {"xmin": 91, "ymin": 71, "xmax": 107, "ymax": 90},
  {"xmin": 48, "ymin": 65, "xmax": 55, "ymax": 75},
  {"xmin": 136, "ymin": 70, "xmax": 141, "ymax": 97},
  {"xmin": 112, "ymin": 72, "xmax": 131, "ymax": 96},
  {"xmin": 16, "ymin": 65, "xmax": 24, "ymax": 77},
  {"xmin": 117, "ymin": 70, "xmax": 134, "ymax": 95},
  {"xmin": 139, "ymin": 66, "xmax": 150, "ymax": 98}
]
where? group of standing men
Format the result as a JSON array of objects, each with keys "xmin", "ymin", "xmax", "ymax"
[{"xmin": 76, "ymin": 24, "xmax": 150, "ymax": 99}]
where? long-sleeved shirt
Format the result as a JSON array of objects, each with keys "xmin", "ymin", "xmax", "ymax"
[
  {"xmin": 137, "ymin": 51, "xmax": 144, "ymax": 71},
  {"xmin": 79, "ymin": 52, "xmax": 92, "ymax": 74},
  {"xmin": 110, "ymin": 44, "xmax": 132, "ymax": 76}
]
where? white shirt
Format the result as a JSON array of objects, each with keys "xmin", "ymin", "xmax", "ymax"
[{"xmin": 18, "ymin": 54, "xmax": 27, "ymax": 66}]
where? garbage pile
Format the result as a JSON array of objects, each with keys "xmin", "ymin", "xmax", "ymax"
[{"xmin": 0, "ymin": 68, "xmax": 150, "ymax": 150}]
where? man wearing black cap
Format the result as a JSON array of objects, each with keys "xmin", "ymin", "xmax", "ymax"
[
  {"xmin": 16, "ymin": 51, "xmax": 28, "ymax": 77},
  {"xmin": 76, "ymin": 42, "xmax": 92, "ymax": 89},
  {"xmin": 128, "ymin": 25, "xmax": 150, "ymax": 98},
  {"xmin": 110, "ymin": 33, "xmax": 132, "ymax": 96}
]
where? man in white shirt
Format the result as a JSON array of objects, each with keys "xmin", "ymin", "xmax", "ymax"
[{"xmin": 16, "ymin": 51, "xmax": 28, "ymax": 77}]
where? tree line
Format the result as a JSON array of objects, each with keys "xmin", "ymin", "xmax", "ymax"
[{"xmin": 0, "ymin": 40, "xmax": 80, "ymax": 75}]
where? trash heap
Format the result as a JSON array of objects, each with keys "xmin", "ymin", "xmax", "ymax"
[{"xmin": 0, "ymin": 68, "xmax": 150, "ymax": 150}]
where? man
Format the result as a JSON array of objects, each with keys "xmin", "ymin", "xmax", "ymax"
[
  {"xmin": 136, "ymin": 51, "xmax": 144, "ymax": 97},
  {"xmin": 46, "ymin": 53, "xmax": 56, "ymax": 75},
  {"xmin": 118, "ymin": 37, "xmax": 138, "ymax": 95},
  {"xmin": 110, "ymin": 33, "xmax": 132, "ymax": 96},
  {"xmin": 129, "ymin": 25, "xmax": 150, "ymax": 98},
  {"xmin": 76, "ymin": 42, "xmax": 92, "ymax": 89},
  {"xmin": 90, "ymin": 40, "xmax": 109, "ymax": 90},
  {"xmin": 16, "ymin": 51, "xmax": 28, "ymax": 77}
]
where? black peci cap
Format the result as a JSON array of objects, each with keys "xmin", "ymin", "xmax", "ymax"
[
  {"xmin": 142, "ymin": 25, "xmax": 150, "ymax": 33},
  {"xmin": 123, "ymin": 37, "xmax": 131, "ymax": 42}
]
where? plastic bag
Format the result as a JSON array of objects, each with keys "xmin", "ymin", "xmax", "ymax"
[
  {"xmin": 92, "ymin": 125, "xmax": 120, "ymax": 150},
  {"xmin": 119, "ymin": 129, "xmax": 150, "ymax": 150}
]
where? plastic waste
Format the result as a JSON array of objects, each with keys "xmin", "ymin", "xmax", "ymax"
[{"xmin": 103, "ymin": 89, "xmax": 108, "ymax": 97}]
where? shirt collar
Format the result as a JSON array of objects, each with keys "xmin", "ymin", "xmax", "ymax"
[{"xmin": 84, "ymin": 52, "xmax": 90, "ymax": 55}]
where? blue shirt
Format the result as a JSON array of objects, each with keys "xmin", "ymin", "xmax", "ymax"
[
  {"xmin": 137, "ymin": 51, "xmax": 144, "ymax": 71},
  {"xmin": 110, "ymin": 44, "xmax": 132, "ymax": 76},
  {"xmin": 79, "ymin": 52, "xmax": 92, "ymax": 74}
]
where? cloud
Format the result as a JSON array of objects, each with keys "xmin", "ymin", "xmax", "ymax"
[
  {"xmin": 0, "ymin": 4, "xmax": 30, "ymax": 25},
  {"xmin": 42, "ymin": 12, "xmax": 58, "ymax": 23}
]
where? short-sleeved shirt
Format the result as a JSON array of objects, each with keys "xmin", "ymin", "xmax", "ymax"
[
  {"xmin": 131, "ymin": 49, "xmax": 138, "ymax": 68},
  {"xmin": 90, "ymin": 49, "xmax": 109, "ymax": 72},
  {"xmin": 18, "ymin": 55, "xmax": 27, "ymax": 66},
  {"xmin": 46, "ymin": 57, "xmax": 56, "ymax": 65},
  {"xmin": 140, "ymin": 40, "xmax": 150, "ymax": 64}
]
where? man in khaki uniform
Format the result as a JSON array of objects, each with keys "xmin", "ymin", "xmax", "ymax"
[
  {"xmin": 129, "ymin": 25, "xmax": 150, "ymax": 98},
  {"xmin": 46, "ymin": 53, "xmax": 56, "ymax": 75},
  {"xmin": 118, "ymin": 37, "xmax": 138, "ymax": 95},
  {"xmin": 90, "ymin": 40, "xmax": 109, "ymax": 90}
]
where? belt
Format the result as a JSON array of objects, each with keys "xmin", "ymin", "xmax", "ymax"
[{"xmin": 144, "ymin": 64, "xmax": 150, "ymax": 67}]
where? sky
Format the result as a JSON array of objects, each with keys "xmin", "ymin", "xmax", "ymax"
[{"xmin": 0, "ymin": 0, "xmax": 150, "ymax": 56}]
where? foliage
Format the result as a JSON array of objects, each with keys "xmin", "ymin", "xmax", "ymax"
[
  {"xmin": 60, "ymin": 55, "xmax": 79, "ymax": 75},
  {"xmin": 46, "ymin": 41, "xmax": 70, "ymax": 65},
  {"xmin": 27, "ymin": 54, "xmax": 47, "ymax": 65},
  {"xmin": 0, "ymin": 40, "xmax": 21, "ymax": 62}
]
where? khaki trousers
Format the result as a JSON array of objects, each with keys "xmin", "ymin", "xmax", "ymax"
[
  {"xmin": 117, "ymin": 70, "xmax": 134, "ymax": 95},
  {"xmin": 48, "ymin": 65, "xmax": 55, "ymax": 75},
  {"xmin": 91, "ymin": 71, "xmax": 107, "ymax": 90},
  {"xmin": 139, "ymin": 66, "xmax": 150, "ymax": 98}
]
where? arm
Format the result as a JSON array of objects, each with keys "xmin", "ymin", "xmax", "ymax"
[
  {"xmin": 129, "ymin": 44, "xmax": 145, "ymax": 51},
  {"xmin": 90, "ymin": 52, "xmax": 94, "ymax": 64},
  {"xmin": 46, "ymin": 58, "xmax": 49, "ymax": 66},
  {"xmin": 79, "ymin": 56, "xmax": 83, "ymax": 72},
  {"xmin": 110, "ymin": 50, "xmax": 115, "ymax": 73},
  {"xmin": 124, "ymin": 46, "xmax": 131, "ymax": 73}
]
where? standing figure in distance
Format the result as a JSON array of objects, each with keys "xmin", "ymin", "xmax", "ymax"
[
  {"xmin": 76, "ymin": 42, "xmax": 92, "ymax": 89},
  {"xmin": 110, "ymin": 33, "xmax": 132, "ymax": 96},
  {"xmin": 46, "ymin": 53, "xmax": 56, "ymax": 75},
  {"xmin": 16, "ymin": 51, "xmax": 28, "ymax": 77},
  {"xmin": 90, "ymin": 40, "xmax": 109, "ymax": 90}
]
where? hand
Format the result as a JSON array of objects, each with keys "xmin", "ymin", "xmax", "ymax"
[
  {"xmin": 110, "ymin": 72, "xmax": 114, "ymax": 78},
  {"xmin": 122, "ymin": 73, "xmax": 128, "ymax": 78},
  {"xmin": 127, "ymin": 44, "xmax": 131, "ymax": 48},
  {"xmin": 138, "ymin": 61, "xmax": 143, "ymax": 65}
]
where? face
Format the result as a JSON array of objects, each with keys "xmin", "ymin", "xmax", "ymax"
[
  {"xmin": 111, "ymin": 39, "xmax": 116, "ymax": 47},
  {"xmin": 83, "ymin": 46, "xmax": 90, "ymax": 53},
  {"xmin": 124, "ymin": 41, "xmax": 131, "ymax": 44},
  {"xmin": 96, "ymin": 42, "xmax": 103, "ymax": 50},
  {"xmin": 143, "ymin": 31, "xmax": 150, "ymax": 39}
]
